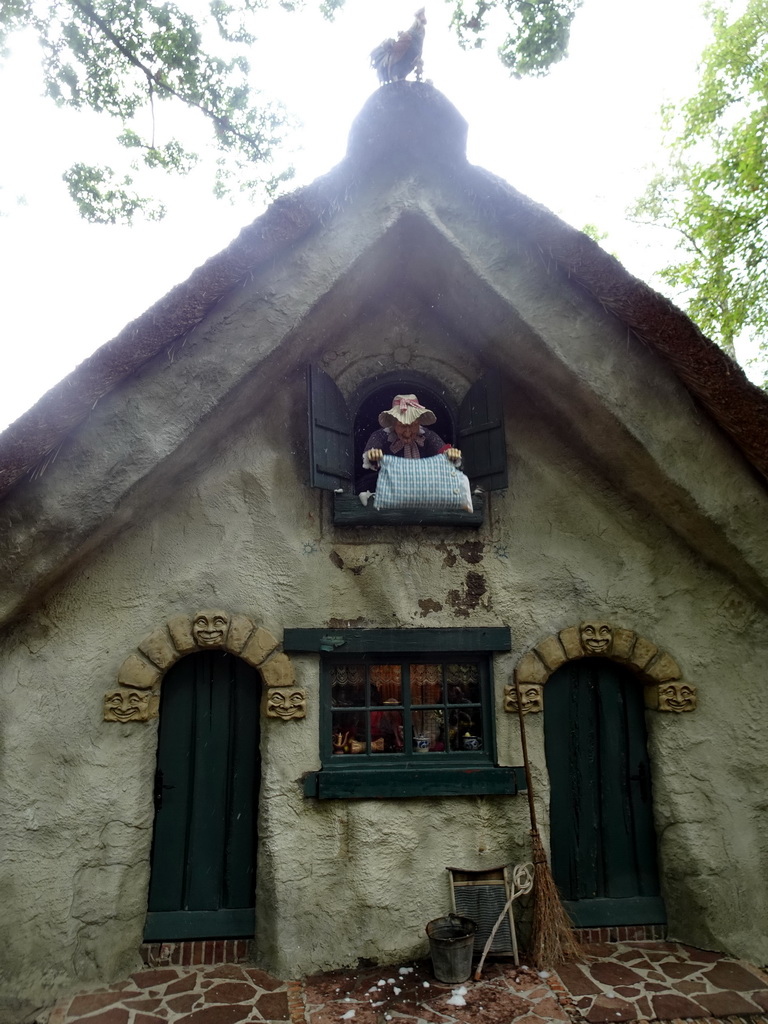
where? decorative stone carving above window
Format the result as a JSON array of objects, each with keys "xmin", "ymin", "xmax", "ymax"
[
  {"xmin": 503, "ymin": 683, "xmax": 543, "ymax": 715},
  {"xmin": 105, "ymin": 612, "xmax": 301, "ymax": 723},
  {"xmin": 509, "ymin": 622, "xmax": 695, "ymax": 714}
]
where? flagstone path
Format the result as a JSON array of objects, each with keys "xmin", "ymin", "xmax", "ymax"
[
  {"xmin": 43, "ymin": 942, "xmax": 768, "ymax": 1024},
  {"xmin": 557, "ymin": 941, "xmax": 768, "ymax": 1023}
]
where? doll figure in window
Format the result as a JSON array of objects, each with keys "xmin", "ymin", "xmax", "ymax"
[
  {"xmin": 371, "ymin": 698, "xmax": 405, "ymax": 753},
  {"xmin": 359, "ymin": 394, "xmax": 462, "ymax": 501}
]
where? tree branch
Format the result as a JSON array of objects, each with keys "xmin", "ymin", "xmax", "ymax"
[{"xmin": 68, "ymin": 0, "xmax": 262, "ymax": 150}]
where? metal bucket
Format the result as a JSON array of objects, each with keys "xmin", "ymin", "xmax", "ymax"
[{"xmin": 426, "ymin": 913, "xmax": 478, "ymax": 983}]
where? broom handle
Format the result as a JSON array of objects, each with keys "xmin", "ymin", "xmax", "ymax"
[
  {"xmin": 474, "ymin": 888, "xmax": 517, "ymax": 981},
  {"xmin": 515, "ymin": 678, "xmax": 538, "ymax": 833}
]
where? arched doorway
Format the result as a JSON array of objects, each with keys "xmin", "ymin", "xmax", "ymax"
[
  {"xmin": 544, "ymin": 658, "xmax": 665, "ymax": 927},
  {"xmin": 144, "ymin": 651, "xmax": 261, "ymax": 940}
]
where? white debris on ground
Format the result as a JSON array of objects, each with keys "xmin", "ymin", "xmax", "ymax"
[
  {"xmin": 423, "ymin": 981, "xmax": 430, "ymax": 988},
  {"xmin": 447, "ymin": 986, "xmax": 467, "ymax": 1007},
  {"xmin": 538, "ymin": 971, "xmax": 551, "ymax": 978},
  {"xmin": 340, "ymin": 1011, "xmax": 355, "ymax": 1019}
]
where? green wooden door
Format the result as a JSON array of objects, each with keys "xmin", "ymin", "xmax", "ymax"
[
  {"xmin": 544, "ymin": 658, "xmax": 665, "ymax": 927},
  {"xmin": 144, "ymin": 652, "xmax": 260, "ymax": 940}
]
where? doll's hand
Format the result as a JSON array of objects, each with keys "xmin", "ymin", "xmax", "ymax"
[
  {"xmin": 446, "ymin": 448, "xmax": 462, "ymax": 462},
  {"xmin": 366, "ymin": 448, "xmax": 383, "ymax": 464}
]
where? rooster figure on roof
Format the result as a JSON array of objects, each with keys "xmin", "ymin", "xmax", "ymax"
[{"xmin": 370, "ymin": 8, "xmax": 426, "ymax": 84}]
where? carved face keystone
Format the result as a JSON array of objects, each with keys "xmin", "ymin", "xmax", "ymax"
[
  {"xmin": 658, "ymin": 682, "xmax": 697, "ymax": 713},
  {"xmin": 580, "ymin": 621, "xmax": 613, "ymax": 655},
  {"xmin": 104, "ymin": 689, "xmax": 151, "ymax": 722},
  {"xmin": 192, "ymin": 610, "xmax": 230, "ymax": 648},
  {"xmin": 266, "ymin": 688, "xmax": 307, "ymax": 720}
]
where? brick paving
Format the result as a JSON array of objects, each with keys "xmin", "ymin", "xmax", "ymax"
[{"xmin": 41, "ymin": 943, "xmax": 768, "ymax": 1024}]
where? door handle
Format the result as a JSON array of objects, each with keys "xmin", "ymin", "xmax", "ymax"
[
  {"xmin": 630, "ymin": 762, "xmax": 650, "ymax": 802},
  {"xmin": 153, "ymin": 768, "xmax": 175, "ymax": 811}
]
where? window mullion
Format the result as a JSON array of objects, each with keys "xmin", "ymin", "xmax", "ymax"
[{"xmin": 403, "ymin": 661, "xmax": 411, "ymax": 759}]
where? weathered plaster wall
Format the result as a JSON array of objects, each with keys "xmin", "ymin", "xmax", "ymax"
[
  {"xmin": 2, "ymin": 143, "xmax": 768, "ymax": 1004},
  {"xmin": 2, "ymin": 310, "xmax": 768, "ymax": 1005}
]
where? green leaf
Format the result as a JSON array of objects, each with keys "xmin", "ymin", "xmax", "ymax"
[{"xmin": 63, "ymin": 162, "xmax": 166, "ymax": 224}]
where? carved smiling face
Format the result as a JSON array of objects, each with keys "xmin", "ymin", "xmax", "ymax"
[
  {"xmin": 580, "ymin": 621, "xmax": 613, "ymax": 655},
  {"xmin": 658, "ymin": 682, "xmax": 697, "ymax": 713},
  {"xmin": 192, "ymin": 610, "xmax": 230, "ymax": 648},
  {"xmin": 266, "ymin": 688, "xmax": 307, "ymax": 720},
  {"xmin": 104, "ymin": 689, "xmax": 150, "ymax": 722},
  {"xmin": 504, "ymin": 684, "xmax": 543, "ymax": 715}
]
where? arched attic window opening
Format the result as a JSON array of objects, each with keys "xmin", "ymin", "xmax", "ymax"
[{"xmin": 307, "ymin": 365, "xmax": 509, "ymax": 525}]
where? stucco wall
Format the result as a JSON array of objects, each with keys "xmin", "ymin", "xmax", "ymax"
[{"xmin": 2, "ymin": 311, "xmax": 768, "ymax": 1005}]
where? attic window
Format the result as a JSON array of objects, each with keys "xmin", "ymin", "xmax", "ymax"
[{"xmin": 307, "ymin": 366, "xmax": 508, "ymax": 526}]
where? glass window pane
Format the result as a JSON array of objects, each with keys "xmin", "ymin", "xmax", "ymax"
[
  {"xmin": 331, "ymin": 665, "xmax": 366, "ymax": 707},
  {"xmin": 410, "ymin": 664, "xmax": 443, "ymax": 705},
  {"xmin": 412, "ymin": 710, "xmax": 445, "ymax": 752},
  {"xmin": 332, "ymin": 710, "xmax": 368, "ymax": 754},
  {"xmin": 445, "ymin": 663, "xmax": 480, "ymax": 704},
  {"xmin": 370, "ymin": 707, "xmax": 404, "ymax": 753},
  {"xmin": 448, "ymin": 708, "xmax": 483, "ymax": 752},
  {"xmin": 326, "ymin": 654, "xmax": 488, "ymax": 765},
  {"xmin": 370, "ymin": 664, "xmax": 402, "ymax": 705}
]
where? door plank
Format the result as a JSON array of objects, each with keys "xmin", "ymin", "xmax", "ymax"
[
  {"xmin": 598, "ymin": 666, "xmax": 638, "ymax": 899},
  {"xmin": 147, "ymin": 664, "xmax": 195, "ymax": 912},
  {"xmin": 186, "ymin": 654, "xmax": 231, "ymax": 911},
  {"xmin": 225, "ymin": 658, "xmax": 260, "ymax": 908}
]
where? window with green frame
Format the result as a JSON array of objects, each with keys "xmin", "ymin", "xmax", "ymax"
[
  {"xmin": 285, "ymin": 628, "xmax": 523, "ymax": 800},
  {"xmin": 326, "ymin": 656, "xmax": 491, "ymax": 763}
]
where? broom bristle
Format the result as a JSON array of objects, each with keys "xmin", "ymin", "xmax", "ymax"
[{"xmin": 528, "ymin": 830, "xmax": 581, "ymax": 969}]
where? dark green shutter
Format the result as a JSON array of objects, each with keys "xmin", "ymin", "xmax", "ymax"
[
  {"xmin": 307, "ymin": 364, "xmax": 353, "ymax": 490},
  {"xmin": 458, "ymin": 374, "xmax": 508, "ymax": 490}
]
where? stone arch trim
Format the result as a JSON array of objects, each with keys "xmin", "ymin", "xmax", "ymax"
[
  {"xmin": 104, "ymin": 610, "xmax": 305, "ymax": 722},
  {"xmin": 508, "ymin": 622, "xmax": 696, "ymax": 713}
]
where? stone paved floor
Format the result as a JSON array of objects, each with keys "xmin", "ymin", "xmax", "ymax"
[
  {"xmin": 556, "ymin": 941, "xmax": 768, "ymax": 1023},
  {"xmin": 41, "ymin": 943, "xmax": 768, "ymax": 1024},
  {"xmin": 47, "ymin": 965, "xmax": 296, "ymax": 1024}
]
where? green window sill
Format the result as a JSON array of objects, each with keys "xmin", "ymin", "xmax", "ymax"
[
  {"xmin": 303, "ymin": 765, "xmax": 525, "ymax": 800},
  {"xmin": 333, "ymin": 493, "xmax": 484, "ymax": 527}
]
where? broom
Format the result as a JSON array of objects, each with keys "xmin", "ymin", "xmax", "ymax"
[{"xmin": 515, "ymin": 677, "xmax": 580, "ymax": 969}]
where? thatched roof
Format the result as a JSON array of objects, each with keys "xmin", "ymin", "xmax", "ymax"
[{"xmin": 1, "ymin": 82, "xmax": 767, "ymax": 500}]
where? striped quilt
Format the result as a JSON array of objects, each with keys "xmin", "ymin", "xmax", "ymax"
[{"xmin": 374, "ymin": 454, "xmax": 473, "ymax": 512}]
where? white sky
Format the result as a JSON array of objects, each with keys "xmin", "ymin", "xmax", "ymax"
[{"xmin": 0, "ymin": 0, "xmax": 732, "ymax": 429}]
